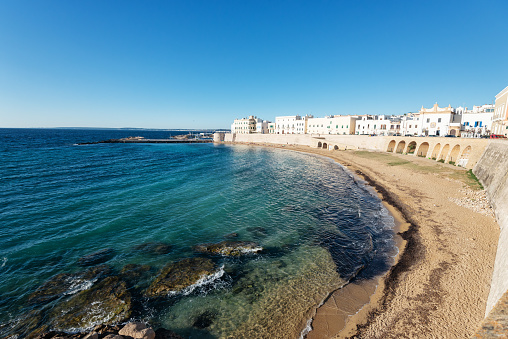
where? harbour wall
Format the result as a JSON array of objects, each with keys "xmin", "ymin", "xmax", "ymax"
[{"xmin": 215, "ymin": 132, "xmax": 507, "ymax": 317}]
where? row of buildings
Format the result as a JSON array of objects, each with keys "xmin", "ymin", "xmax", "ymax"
[{"xmin": 231, "ymin": 86, "xmax": 508, "ymax": 138}]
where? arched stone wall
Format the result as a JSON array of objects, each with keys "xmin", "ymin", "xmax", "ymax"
[
  {"xmin": 406, "ymin": 141, "xmax": 417, "ymax": 154},
  {"xmin": 439, "ymin": 144, "xmax": 450, "ymax": 161},
  {"xmin": 431, "ymin": 143, "xmax": 441, "ymax": 159},
  {"xmin": 448, "ymin": 145, "xmax": 461, "ymax": 163},
  {"xmin": 417, "ymin": 142, "xmax": 430, "ymax": 157},
  {"xmin": 457, "ymin": 146, "xmax": 472, "ymax": 167},
  {"xmin": 396, "ymin": 141, "xmax": 406, "ymax": 153},
  {"xmin": 387, "ymin": 140, "xmax": 396, "ymax": 152}
]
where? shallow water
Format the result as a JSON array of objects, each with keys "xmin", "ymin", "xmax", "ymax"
[{"xmin": 0, "ymin": 128, "xmax": 396, "ymax": 338}]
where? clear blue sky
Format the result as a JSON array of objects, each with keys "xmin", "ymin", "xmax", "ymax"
[{"xmin": 1, "ymin": 0, "xmax": 507, "ymax": 129}]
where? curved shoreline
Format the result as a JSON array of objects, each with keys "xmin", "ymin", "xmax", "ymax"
[{"xmin": 232, "ymin": 142, "xmax": 499, "ymax": 338}]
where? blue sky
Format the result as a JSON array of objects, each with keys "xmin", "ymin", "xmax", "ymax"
[{"xmin": 1, "ymin": 0, "xmax": 507, "ymax": 129}]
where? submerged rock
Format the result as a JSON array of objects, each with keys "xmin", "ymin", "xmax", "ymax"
[
  {"xmin": 78, "ymin": 248, "xmax": 115, "ymax": 266},
  {"xmin": 154, "ymin": 328, "xmax": 185, "ymax": 339},
  {"xmin": 49, "ymin": 276, "xmax": 131, "ymax": 332},
  {"xmin": 223, "ymin": 232, "xmax": 239, "ymax": 239},
  {"xmin": 28, "ymin": 265, "xmax": 111, "ymax": 305},
  {"xmin": 193, "ymin": 240, "xmax": 262, "ymax": 256},
  {"xmin": 145, "ymin": 257, "xmax": 217, "ymax": 297},
  {"xmin": 118, "ymin": 263, "xmax": 152, "ymax": 289},
  {"xmin": 134, "ymin": 242, "xmax": 172, "ymax": 255}
]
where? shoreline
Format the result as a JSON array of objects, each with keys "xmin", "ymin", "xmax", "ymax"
[{"xmin": 231, "ymin": 142, "xmax": 499, "ymax": 338}]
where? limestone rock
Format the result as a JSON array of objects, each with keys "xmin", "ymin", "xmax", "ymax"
[
  {"xmin": 145, "ymin": 257, "xmax": 217, "ymax": 297},
  {"xmin": 28, "ymin": 265, "xmax": 111, "ymax": 305},
  {"xmin": 49, "ymin": 276, "xmax": 131, "ymax": 332},
  {"xmin": 118, "ymin": 322, "xmax": 154, "ymax": 339},
  {"xmin": 78, "ymin": 248, "xmax": 115, "ymax": 266},
  {"xmin": 193, "ymin": 240, "xmax": 262, "ymax": 256},
  {"xmin": 134, "ymin": 242, "xmax": 172, "ymax": 255},
  {"xmin": 82, "ymin": 332, "xmax": 98, "ymax": 339}
]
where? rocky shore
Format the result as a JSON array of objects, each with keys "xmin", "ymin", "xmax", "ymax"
[
  {"xmin": 3, "ymin": 240, "xmax": 264, "ymax": 339},
  {"xmin": 34, "ymin": 322, "xmax": 183, "ymax": 339}
]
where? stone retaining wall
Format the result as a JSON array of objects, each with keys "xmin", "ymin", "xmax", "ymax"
[{"xmin": 473, "ymin": 140, "xmax": 508, "ymax": 316}]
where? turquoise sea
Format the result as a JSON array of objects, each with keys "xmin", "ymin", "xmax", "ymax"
[{"xmin": 0, "ymin": 128, "xmax": 397, "ymax": 339}]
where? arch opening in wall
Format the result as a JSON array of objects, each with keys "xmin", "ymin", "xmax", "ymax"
[
  {"xmin": 431, "ymin": 143, "xmax": 441, "ymax": 159},
  {"xmin": 448, "ymin": 145, "xmax": 461, "ymax": 164},
  {"xmin": 417, "ymin": 142, "xmax": 430, "ymax": 157},
  {"xmin": 387, "ymin": 140, "xmax": 396, "ymax": 152},
  {"xmin": 322, "ymin": 143, "xmax": 328, "ymax": 149},
  {"xmin": 407, "ymin": 141, "xmax": 417, "ymax": 154},
  {"xmin": 439, "ymin": 144, "xmax": 450, "ymax": 161},
  {"xmin": 334, "ymin": 145, "xmax": 339, "ymax": 150},
  {"xmin": 457, "ymin": 146, "xmax": 472, "ymax": 167},
  {"xmin": 396, "ymin": 141, "xmax": 406, "ymax": 153},
  {"xmin": 317, "ymin": 142, "xmax": 322, "ymax": 148}
]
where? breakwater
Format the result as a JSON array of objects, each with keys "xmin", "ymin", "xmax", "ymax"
[{"xmin": 77, "ymin": 137, "xmax": 212, "ymax": 145}]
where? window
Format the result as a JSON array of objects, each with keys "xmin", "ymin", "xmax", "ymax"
[
  {"xmin": 427, "ymin": 118, "xmax": 430, "ymax": 123},
  {"xmin": 438, "ymin": 118, "xmax": 441, "ymax": 123}
]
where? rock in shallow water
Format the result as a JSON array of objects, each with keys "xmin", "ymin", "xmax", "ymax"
[
  {"xmin": 28, "ymin": 265, "xmax": 111, "ymax": 305},
  {"xmin": 49, "ymin": 276, "xmax": 131, "ymax": 332},
  {"xmin": 145, "ymin": 257, "xmax": 218, "ymax": 297},
  {"xmin": 193, "ymin": 241, "xmax": 262, "ymax": 256},
  {"xmin": 78, "ymin": 249, "xmax": 115, "ymax": 267},
  {"xmin": 134, "ymin": 242, "xmax": 172, "ymax": 255}
]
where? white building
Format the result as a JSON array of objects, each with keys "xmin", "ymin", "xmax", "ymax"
[
  {"xmin": 419, "ymin": 103, "xmax": 461, "ymax": 136},
  {"xmin": 460, "ymin": 104, "xmax": 494, "ymax": 138},
  {"xmin": 307, "ymin": 115, "xmax": 358, "ymax": 135},
  {"xmin": 255, "ymin": 119, "xmax": 272, "ymax": 134},
  {"xmin": 355, "ymin": 115, "xmax": 401, "ymax": 136},
  {"xmin": 231, "ymin": 115, "xmax": 258, "ymax": 134},
  {"xmin": 275, "ymin": 115, "xmax": 313, "ymax": 134},
  {"xmin": 400, "ymin": 113, "xmax": 421, "ymax": 136}
]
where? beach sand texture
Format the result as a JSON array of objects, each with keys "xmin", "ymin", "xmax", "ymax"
[{"xmin": 249, "ymin": 143, "xmax": 499, "ymax": 338}]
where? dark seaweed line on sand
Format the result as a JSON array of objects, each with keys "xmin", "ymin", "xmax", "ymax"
[{"xmin": 344, "ymin": 169, "xmax": 425, "ymax": 338}]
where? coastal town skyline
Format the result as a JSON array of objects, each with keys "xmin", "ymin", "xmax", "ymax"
[{"xmin": 1, "ymin": 0, "xmax": 508, "ymax": 129}]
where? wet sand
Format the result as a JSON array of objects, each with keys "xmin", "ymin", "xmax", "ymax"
[{"xmin": 235, "ymin": 143, "xmax": 500, "ymax": 338}]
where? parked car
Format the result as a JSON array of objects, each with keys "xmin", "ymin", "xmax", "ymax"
[
  {"xmin": 490, "ymin": 134, "xmax": 507, "ymax": 139},
  {"xmin": 444, "ymin": 135, "xmax": 456, "ymax": 137}
]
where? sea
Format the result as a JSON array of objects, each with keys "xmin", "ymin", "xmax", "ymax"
[{"xmin": 0, "ymin": 128, "xmax": 397, "ymax": 339}]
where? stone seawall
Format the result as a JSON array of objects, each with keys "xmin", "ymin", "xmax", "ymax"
[
  {"xmin": 216, "ymin": 133, "xmax": 489, "ymax": 170},
  {"xmin": 473, "ymin": 140, "xmax": 508, "ymax": 316}
]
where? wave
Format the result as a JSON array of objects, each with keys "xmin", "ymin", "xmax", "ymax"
[{"xmin": 169, "ymin": 265, "xmax": 226, "ymax": 297}]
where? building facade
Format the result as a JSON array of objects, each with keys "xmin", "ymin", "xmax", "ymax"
[
  {"xmin": 307, "ymin": 115, "xmax": 358, "ymax": 135},
  {"xmin": 493, "ymin": 86, "xmax": 508, "ymax": 137},
  {"xmin": 460, "ymin": 104, "xmax": 494, "ymax": 138},
  {"xmin": 231, "ymin": 116, "xmax": 257, "ymax": 134},
  {"xmin": 419, "ymin": 103, "xmax": 460, "ymax": 136},
  {"xmin": 275, "ymin": 115, "xmax": 313, "ymax": 134}
]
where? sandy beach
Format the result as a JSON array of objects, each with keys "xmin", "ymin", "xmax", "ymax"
[{"xmin": 242, "ymin": 143, "xmax": 500, "ymax": 338}]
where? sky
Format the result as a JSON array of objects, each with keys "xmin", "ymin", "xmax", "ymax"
[{"xmin": 1, "ymin": 0, "xmax": 508, "ymax": 129}]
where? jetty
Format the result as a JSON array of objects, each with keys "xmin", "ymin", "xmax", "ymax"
[{"xmin": 77, "ymin": 136, "xmax": 213, "ymax": 145}]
